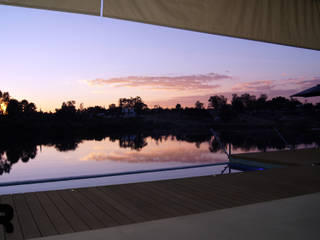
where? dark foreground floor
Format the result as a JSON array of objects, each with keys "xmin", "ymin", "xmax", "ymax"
[
  {"xmin": 231, "ymin": 148, "xmax": 320, "ymax": 166},
  {"xmin": 1, "ymin": 166, "xmax": 320, "ymax": 240}
]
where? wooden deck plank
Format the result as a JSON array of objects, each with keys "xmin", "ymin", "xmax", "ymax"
[
  {"xmin": 162, "ymin": 179, "xmax": 223, "ymax": 211},
  {"xmin": 1, "ymin": 195, "xmax": 23, "ymax": 240},
  {"xmin": 201, "ymin": 179, "xmax": 284, "ymax": 203},
  {"xmin": 133, "ymin": 182, "xmax": 192, "ymax": 216},
  {"xmin": 77, "ymin": 187, "xmax": 134, "ymax": 225},
  {"xmin": 2, "ymin": 166, "xmax": 320, "ymax": 240},
  {"xmin": 146, "ymin": 180, "xmax": 210, "ymax": 212},
  {"xmin": 118, "ymin": 182, "xmax": 186, "ymax": 217},
  {"xmin": 231, "ymin": 148, "xmax": 320, "ymax": 166},
  {"xmin": 108, "ymin": 183, "xmax": 179, "ymax": 218},
  {"xmin": 95, "ymin": 186, "xmax": 150, "ymax": 222},
  {"xmin": 190, "ymin": 173, "xmax": 296, "ymax": 201},
  {"xmin": 170, "ymin": 178, "xmax": 243, "ymax": 209},
  {"xmin": 12, "ymin": 194, "xmax": 41, "ymax": 239},
  {"xmin": 45, "ymin": 191, "xmax": 89, "ymax": 232},
  {"xmin": 214, "ymin": 168, "xmax": 315, "ymax": 197},
  {"xmin": 35, "ymin": 192, "xmax": 74, "ymax": 234},
  {"xmin": 149, "ymin": 183, "xmax": 205, "ymax": 212},
  {"xmin": 58, "ymin": 189, "xmax": 105, "ymax": 230},
  {"xmin": 159, "ymin": 177, "xmax": 236, "ymax": 210},
  {"xmin": 138, "ymin": 181, "xmax": 199, "ymax": 214},
  {"xmin": 24, "ymin": 193, "xmax": 57, "ymax": 237},
  {"xmin": 107, "ymin": 183, "xmax": 172, "ymax": 219},
  {"xmin": 63, "ymin": 189, "xmax": 118, "ymax": 228},
  {"xmin": 182, "ymin": 175, "xmax": 275, "ymax": 203}
]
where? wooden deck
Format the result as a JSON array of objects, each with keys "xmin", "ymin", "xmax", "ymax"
[
  {"xmin": 1, "ymin": 166, "xmax": 320, "ymax": 239},
  {"xmin": 231, "ymin": 147, "xmax": 320, "ymax": 166}
]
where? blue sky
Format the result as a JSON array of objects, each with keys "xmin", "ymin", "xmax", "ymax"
[{"xmin": 1, "ymin": 4, "xmax": 320, "ymax": 111}]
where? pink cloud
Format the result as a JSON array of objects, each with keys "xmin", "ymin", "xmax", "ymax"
[
  {"xmin": 232, "ymin": 80, "xmax": 275, "ymax": 91},
  {"xmin": 87, "ymin": 73, "xmax": 231, "ymax": 91},
  {"xmin": 148, "ymin": 77, "xmax": 320, "ymax": 107},
  {"xmin": 231, "ymin": 77, "xmax": 320, "ymax": 93}
]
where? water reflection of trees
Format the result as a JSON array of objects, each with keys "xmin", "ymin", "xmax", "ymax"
[
  {"xmin": 0, "ymin": 130, "xmax": 319, "ymax": 175},
  {"xmin": 110, "ymin": 134, "xmax": 148, "ymax": 151},
  {"xmin": 210, "ymin": 130, "xmax": 320, "ymax": 153},
  {"xmin": 54, "ymin": 140, "xmax": 81, "ymax": 152},
  {"xmin": 0, "ymin": 144, "xmax": 37, "ymax": 175}
]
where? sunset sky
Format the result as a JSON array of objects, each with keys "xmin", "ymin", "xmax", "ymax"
[{"xmin": 1, "ymin": 4, "xmax": 320, "ymax": 112}]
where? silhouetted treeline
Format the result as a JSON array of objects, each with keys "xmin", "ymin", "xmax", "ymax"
[
  {"xmin": 0, "ymin": 90, "xmax": 37, "ymax": 117},
  {"xmin": 208, "ymin": 93, "xmax": 320, "ymax": 121},
  {"xmin": 1, "ymin": 91, "xmax": 319, "ymax": 118},
  {"xmin": 1, "ymin": 91, "xmax": 320, "ymax": 137}
]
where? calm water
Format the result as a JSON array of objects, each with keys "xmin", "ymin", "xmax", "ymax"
[
  {"xmin": 0, "ymin": 135, "xmax": 317, "ymax": 194},
  {"xmin": 1, "ymin": 137, "xmax": 229, "ymax": 181}
]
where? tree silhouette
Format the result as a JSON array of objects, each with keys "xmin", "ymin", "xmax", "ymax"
[
  {"xmin": 0, "ymin": 92, "xmax": 37, "ymax": 117},
  {"xmin": 0, "ymin": 91, "xmax": 10, "ymax": 103},
  {"xmin": 256, "ymin": 94, "xmax": 268, "ymax": 109},
  {"xmin": 109, "ymin": 104, "xmax": 116, "ymax": 109},
  {"xmin": 25, "ymin": 102, "xmax": 36, "ymax": 114},
  {"xmin": 231, "ymin": 94, "xmax": 257, "ymax": 112},
  {"xmin": 208, "ymin": 95, "xmax": 227, "ymax": 110},
  {"xmin": 55, "ymin": 101, "xmax": 76, "ymax": 118},
  {"xmin": 231, "ymin": 94, "xmax": 245, "ymax": 112},
  {"xmin": 195, "ymin": 101, "xmax": 204, "ymax": 109},
  {"xmin": 79, "ymin": 103, "xmax": 85, "ymax": 112},
  {"xmin": 20, "ymin": 100, "xmax": 29, "ymax": 111},
  {"xmin": 54, "ymin": 141, "xmax": 80, "ymax": 152},
  {"xmin": 6, "ymin": 99, "xmax": 22, "ymax": 117},
  {"xmin": 119, "ymin": 134, "xmax": 148, "ymax": 151},
  {"xmin": 0, "ymin": 153, "xmax": 12, "ymax": 175},
  {"xmin": 0, "ymin": 144, "xmax": 37, "ymax": 175},
  {"xmin": 175, "ymin": 104, "xmax": 182, "ymax": 110},
  {"xmin": 119, "ymin": 96, "xmax": 147, "ymax": 113},
  {"xmin": 20, "ymin": 99, "xmax": 37, "ymax": 114}
]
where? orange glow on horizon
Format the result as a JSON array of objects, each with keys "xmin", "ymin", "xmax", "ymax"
[{"xmin": 0, "ymin": 102, "xmax": 7, "ymax": 115}]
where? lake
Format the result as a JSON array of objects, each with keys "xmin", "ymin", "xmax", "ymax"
[{"xmin": 0, "ymin": 134, "xmax": 317, "ymax": 194}]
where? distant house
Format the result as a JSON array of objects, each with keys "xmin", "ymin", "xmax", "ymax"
[{"xmin": 121, "ymin": 107, "xmax": 136, "ymax": 118}]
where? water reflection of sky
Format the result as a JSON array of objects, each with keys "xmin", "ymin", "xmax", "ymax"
[
  {"xmin": 0, "ymin": 137, "xmax": 227, "ymax": 183},
  {"xmin": 81, "ymin": 138, "xmax": 222, "ymax": 163},
  {"xmin": 0, "ymin": 137, "xmax": 316, "ymax": 194}
]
